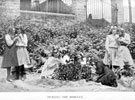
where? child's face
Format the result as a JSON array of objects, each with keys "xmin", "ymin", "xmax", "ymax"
[
  {"xmin": 112, "ymin": 29, "xmax": 117, "ymax": 34},
  {"xmin": 18, "ymin": 29, "xmax": 21, "ymax": 34},
  {"xmin": 119, "ymin": 31, "xmax": 125, "ymax": 37}
]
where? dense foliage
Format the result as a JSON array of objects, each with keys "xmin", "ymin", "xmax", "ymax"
[
  {"xmin": 54, "ymin": 63, "xmax": 92, "ymax": 81},
  {"xmin": 0, "ymin": 16, "xmax": 135, "ymax": 81},
  {"xmin": 0, "ymin": 16, "xmax": 107, "ymax": 59}
]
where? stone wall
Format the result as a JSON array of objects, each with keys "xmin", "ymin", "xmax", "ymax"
[
  {"xmin": 1, "ymin": 0, "xmax": 86, "ymax": 22},
  {"xmin": 20, "ymin": 10, "xmax": 75, "ymax": 21},
  {"xmin": 2, "ymin": 0, "xmax": 20, "ymax": 18},
  {"xmin": 72, "ymin": 0, "xmax": 86, "ymax": 21}
]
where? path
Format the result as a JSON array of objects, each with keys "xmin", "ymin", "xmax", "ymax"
[{"xmin": 0, "ymin": 56, "xmax": 134, "ymax": 92}]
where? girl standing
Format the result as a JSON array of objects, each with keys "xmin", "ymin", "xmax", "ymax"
[
  {"xmin": 116, "ymin": 28, "xmax": 134, "ymax": 69},
  {"xmin": 1, "ymin": 28, "xmax": 18, "ymax": 82},
  {"xmin": 103, "ymin": 27, "xmax": 119, "ymax": 69},
  {"xmin": 15, "ymin": 28, "xmax": 30, "ymax": 80}
]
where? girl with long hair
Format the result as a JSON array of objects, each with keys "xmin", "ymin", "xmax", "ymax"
[
  {"xmin": 1, "ymin": 28, "xmax": 18, "ymax": 82},
  {"xmin": 15, "ymin": 27, "xmax": 30, "ymax": 80},
  {"xmin": 103, "ymin": 27, "xmax": 119, "ymax": 69}
]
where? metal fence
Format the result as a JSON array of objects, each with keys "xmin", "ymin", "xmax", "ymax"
[{"xmin": 87, "ymin": 0, "xmax": 113, "ymax": 23}]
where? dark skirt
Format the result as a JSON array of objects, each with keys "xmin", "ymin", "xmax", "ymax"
[{"xmin": 1, "ymin": 44, "xmax": 18, "ymax": 68}]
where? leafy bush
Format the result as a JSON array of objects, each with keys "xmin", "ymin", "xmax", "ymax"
[
  {"xmin": 54, "ymin": 63, "xmax": 92, "ymax": 81},
  {"xmin": 0, "ymin": 16, "xmax": 106, "ymax": 60},
  {"xmin": 81, "ymin": 65, "xmax": 92, "ymax": 81},
  {"xmin": 55, "ymin": 63, "xmax": 81, "ymax": 81}
]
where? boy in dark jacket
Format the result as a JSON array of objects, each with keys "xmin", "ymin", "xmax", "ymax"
[{"xmin": 95, "ymin": 61, "xmax": 118, "ymax": 87}]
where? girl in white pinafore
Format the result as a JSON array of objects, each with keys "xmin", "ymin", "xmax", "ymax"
[
  {"xmin": 103, "ymin": 28, "xmax": 119, "ymax": 68},
  {"xmin": 115, "ymin": 29, "xmax": 134, "ymax": 69},
  {"xmin": 15, "ymin": 28, "xmax": 30, "ymax": 80}
]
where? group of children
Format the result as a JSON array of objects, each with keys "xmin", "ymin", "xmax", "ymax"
[
  {"xmin": 40, "ymin": 25, "xmax": 135, "ymax": 87},
  {"xmin": 1, "ymin": 25, "xmax": 134, "ymax": 88}
]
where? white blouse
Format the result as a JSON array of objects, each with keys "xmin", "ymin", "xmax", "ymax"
[
  {"xmin": 119, "ymin": 33, "xmax": 131, "ymax": 45},
  {"xmin": 105, "ymin": 34, "xmax": 119, "ymax": 51},
  {"xmin": 5, "ymin": 34, "xmax": 14, "ymax": 46},
  {"xmin": 16, "ymin": 34, "xmax": 28, "ymax": 47}
]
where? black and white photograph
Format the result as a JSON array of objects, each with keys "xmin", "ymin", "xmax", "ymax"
[{"xmin": 0, "ymin": 0, "xmax": 135, "ymax": 99}]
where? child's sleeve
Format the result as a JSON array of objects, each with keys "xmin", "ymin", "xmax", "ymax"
[
  {"xmin": 5, "ymin": 34, "xmax": 14, "ymax": 46},
  {"xmin": 22, "ymin": 34, "xmax": 28, "ymax": 46}
]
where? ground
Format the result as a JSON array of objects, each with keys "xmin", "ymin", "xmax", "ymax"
[{"xmin": 0, "ymin": 56, "xmax": 134, "ymax": 92}]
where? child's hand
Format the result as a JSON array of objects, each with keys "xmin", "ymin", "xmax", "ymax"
[{"xmin": 13, "ymin": 36, "xmax": 19, "ymax": 42}]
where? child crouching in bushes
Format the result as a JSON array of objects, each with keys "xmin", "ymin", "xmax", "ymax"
[{"xmin": 95, "ymin": 61, "xmax": 118, "ymax": 87}]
